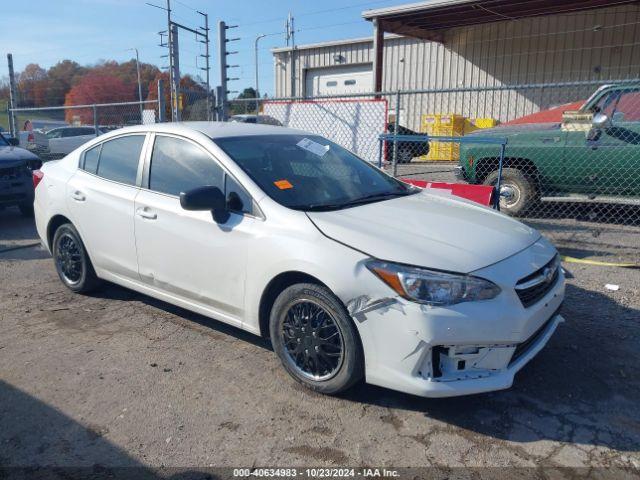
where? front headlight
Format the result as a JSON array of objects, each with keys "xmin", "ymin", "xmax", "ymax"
[{"xmin": 366, "ymin": 259, "xmax": 501, "ymax": 306}]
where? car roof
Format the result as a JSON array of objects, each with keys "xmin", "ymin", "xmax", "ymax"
[{"xmin": 105, "ymin": 121, "xmax": 306, "ymax": 139}]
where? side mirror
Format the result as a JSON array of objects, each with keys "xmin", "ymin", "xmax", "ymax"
[
  {"xmin": 592, "ymin": 112, "xmax": 611, "ymax": 129},
  {"xmin": 7, "ymin": 137, "xmax": 19, "ymax": 146},
  {"xmin": 180, "ymin": 185, "xmax": 226, "ymax": 211}
]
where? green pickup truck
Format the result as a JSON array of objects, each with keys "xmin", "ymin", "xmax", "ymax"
[{"xmin": 456, "ymin": 84, "xmax": 640, "ymax": 215}]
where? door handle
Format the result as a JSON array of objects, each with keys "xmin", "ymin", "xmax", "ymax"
[
  {"xmin": 136, "ymin": 207, "xmax": 157, "ymax": 220},
  {"xmin": 71, "ymin": 190, "xmax": 86, "ymax": 202}
]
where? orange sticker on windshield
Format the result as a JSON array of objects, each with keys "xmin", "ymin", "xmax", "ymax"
[{"xmin": 274, "ymin": 179, "xmax": 293, "ymax": 190}]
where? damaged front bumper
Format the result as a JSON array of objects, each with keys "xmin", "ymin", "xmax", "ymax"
[
  {"xmin": 350, "ymin": 240, "xmax": 565, "ymax": 398},
  {"xmin": 416, "ymin": 313, "xmax": 563, "ymax": 397},
  {"xmin": 360, "ymin": 310, "xmax": 563, "ymax": 398}
]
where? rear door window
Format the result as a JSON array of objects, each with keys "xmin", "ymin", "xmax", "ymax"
[{"xmin": 95, "ymin": 135, "xmax": 145, "ymax": 185}]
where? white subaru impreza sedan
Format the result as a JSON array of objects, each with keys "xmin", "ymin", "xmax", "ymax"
[{"xmin": 34, "ymin": 122, "xmax": 564, "ymax": 398}]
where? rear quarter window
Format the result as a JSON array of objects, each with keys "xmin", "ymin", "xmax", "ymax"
[{"xmin": 82, "ymin": 144, "xmax": 102, "ymax": 174}]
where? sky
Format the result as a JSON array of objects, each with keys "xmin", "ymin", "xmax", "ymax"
[{"xmin": 2, "ymin": 0, "xmax": 410, "ymax": 99}]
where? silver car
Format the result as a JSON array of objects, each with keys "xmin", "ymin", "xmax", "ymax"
[{"xmin": 45, "ymin": 126, "xmax": 103, "ymax": 156}]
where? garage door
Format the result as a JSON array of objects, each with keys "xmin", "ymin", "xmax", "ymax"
[{"xmin": 305, "ymin": 64, "xmax": 373, "ymax": 97}]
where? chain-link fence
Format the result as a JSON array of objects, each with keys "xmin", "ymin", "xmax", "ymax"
[
  {"xmin": 178, "ymin": 88, "xmax": 213, "ymax": 122},
  {"xmin": 8, "ymin": 100, "xmax": 161, "ymax": 160},
  {"xmin": 7, "ymin": 80, "xmax": 639, "ymax": 259},
  {"xmin": 229, "ymin": 81, "xmax": 640, "ymax": 261}
]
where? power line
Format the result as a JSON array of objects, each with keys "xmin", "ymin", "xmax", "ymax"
[
  {"xmin": 148, "ymin": 0, "xmax": 211, "ymax": 120},
  {"xmin": 173, "ymin": 0, "xmax": 197, "ymax": 12},
  {"xmin": 240, "ymin": 0, "xmax": 394, "ymax": 27}
]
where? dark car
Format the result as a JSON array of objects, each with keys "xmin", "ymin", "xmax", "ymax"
[
  {"xmin": 230, "ymin": 114, "xmax": 282, "ymax": 126},
  {"xmin": 0, "ymin": 132, "xmax": 42, "ymax": 216},
  {"xmin": 385, "ymin": 123, "xmax": 430, "ymax": 164}
]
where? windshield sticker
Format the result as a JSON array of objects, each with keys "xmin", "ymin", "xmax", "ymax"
[
  {"xmin": 297, "ymin": 138, "xmax": 329, "ymax": 157},
  {"xmin": 274, "ymin": 179, "xmax": 294, "ymax": 190}
]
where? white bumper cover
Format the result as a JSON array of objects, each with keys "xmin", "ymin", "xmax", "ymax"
[{"xmin": 354, "ymin": 238, "xmax": 565, "ymax": 398}]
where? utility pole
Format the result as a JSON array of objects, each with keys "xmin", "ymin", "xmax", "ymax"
[
  {"xmin": 6, "ymin": 54, "xmax": 18, "ymax": 137},
  {"xmin": 217, "ymin": 21, "xmax": 228, "ymax": 121},
  {"xmin": 254, "ymin": 34, "xmax": 267, "ymax": 113},
  {"xmin": 286, "ymin": 13, "xmax": 296, "ymax": 97},
  {"xmin": 217, "ymin": 21, "xmax": 239, "ymax": 121},
  {"xmin": 149, "ymin": 0, "xmax": 211, "ymax": 122},
  {"xmin": 197, "ymin": 11, "xmax": 211, "ymax": 120},
  {"xmin": 128, "ymin": 48, "xmax": 143, "ymax": 120},
  {"xmin": 170, "ymin": 23, "xmax": 181, "ymax": 121},
  {"xmin": 166, "ymin": 0, "xmax": 175, "ymax": 121}
]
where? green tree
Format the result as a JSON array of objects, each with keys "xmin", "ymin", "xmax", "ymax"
[{"xmin": 229, "ymin": 87, "xmax": 258, "ymax": 115}]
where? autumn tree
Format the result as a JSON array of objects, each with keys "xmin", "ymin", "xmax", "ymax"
[
  {"xmin": 11, "ymin": 59, "xmax": 163, "ymax": 110},
  {"xmin": 89, "ymin": 60, "xmax": 160, "ymax": 102},
  {"xmin": 18, "ymin": 64, "xmax": 48, "ymax": 107},
  {"xmin": 116, "ymin": 59, "xmax": 159, "ymax": 100},
  {"xmin": 146, "ymin": 72, "xmax": 207, "ymax": 120},
  {"xmin": 64, "ymin": 73, "xmax": 135, "ymax": 124},
  {"xmin": 46, "ymin": 60, "xmax": 86, "ymax": 105}
]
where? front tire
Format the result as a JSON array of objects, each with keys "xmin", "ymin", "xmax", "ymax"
[
  {"xmin": 484, "ymin": 167, "xmax": 537, "ymax": 216},
  {"xmin": 52, "ymin": 223, "xmax": 101, "ymax": 293},
  {"xmin": 269, "ymin": 283, "xmax": 364, "ymax": 395}
]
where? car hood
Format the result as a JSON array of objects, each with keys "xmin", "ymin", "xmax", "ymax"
[
  {"xmin": 0, "ymin": 145, "xmax": 40, "ymax": 164},
  {"xmin": 307, "ymin": 190, "xmax": 541, "ymax": 273}
]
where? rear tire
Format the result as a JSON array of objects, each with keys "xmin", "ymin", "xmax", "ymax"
[
  {"xmin": 52, "ymin": 223, "xmax": 101, "ymax": 293},
  {"xmin": 269, "ymin": 283, "xmax": 364, "ymax": 395},
  {"xmin": 484, "ymin": 168, "xmax": 537, "ymax": 216},
  {"xmin": 19, "ymin": 203, "xmax": 34, "ymax": 217}
]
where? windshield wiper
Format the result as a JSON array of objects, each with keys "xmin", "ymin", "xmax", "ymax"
[
  {"xmin": 340, "ymin": 190, "xmax": 417, "ymax": 207},
  {"xmin": 295, "ymin": 203, "xmax": 349, "ymax": 212},
  {"xmin": 296, "ymin": 190, "xmax": 416, "ymax": 212}
]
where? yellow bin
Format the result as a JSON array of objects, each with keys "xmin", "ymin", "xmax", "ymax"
[{"xmin": 419, "ymin": 114, "xmax": 466, "ymax": 161}]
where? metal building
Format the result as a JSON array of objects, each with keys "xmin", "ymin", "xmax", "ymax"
[{"xmin": 272, "ymin": 0, "xmax": 640, "ymax": 129}]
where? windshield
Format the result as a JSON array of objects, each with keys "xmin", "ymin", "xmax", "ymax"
[
  {"xmin": 0, "ymin": 133, "xmax": 8, "ymax": 147},
  {"xmin": 215, "ymin": 134, "xmax": 417, "ymax": 211}
]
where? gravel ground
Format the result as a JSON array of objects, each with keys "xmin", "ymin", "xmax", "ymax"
[{"xmin": 1, "ymin": 206, "xmax": 639, "ymax": 476}]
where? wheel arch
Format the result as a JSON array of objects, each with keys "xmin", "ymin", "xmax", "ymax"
[
  {"xmin": 258, "ymin": 271, "xmax": 328, "ymax": 338},
  {"xmin": 475, "ymin": 156, "xmax": 540, "ymax": 184},
  {"xmin": 46, "ymin": 214, "xmax": 73, "ymax": 251}
]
